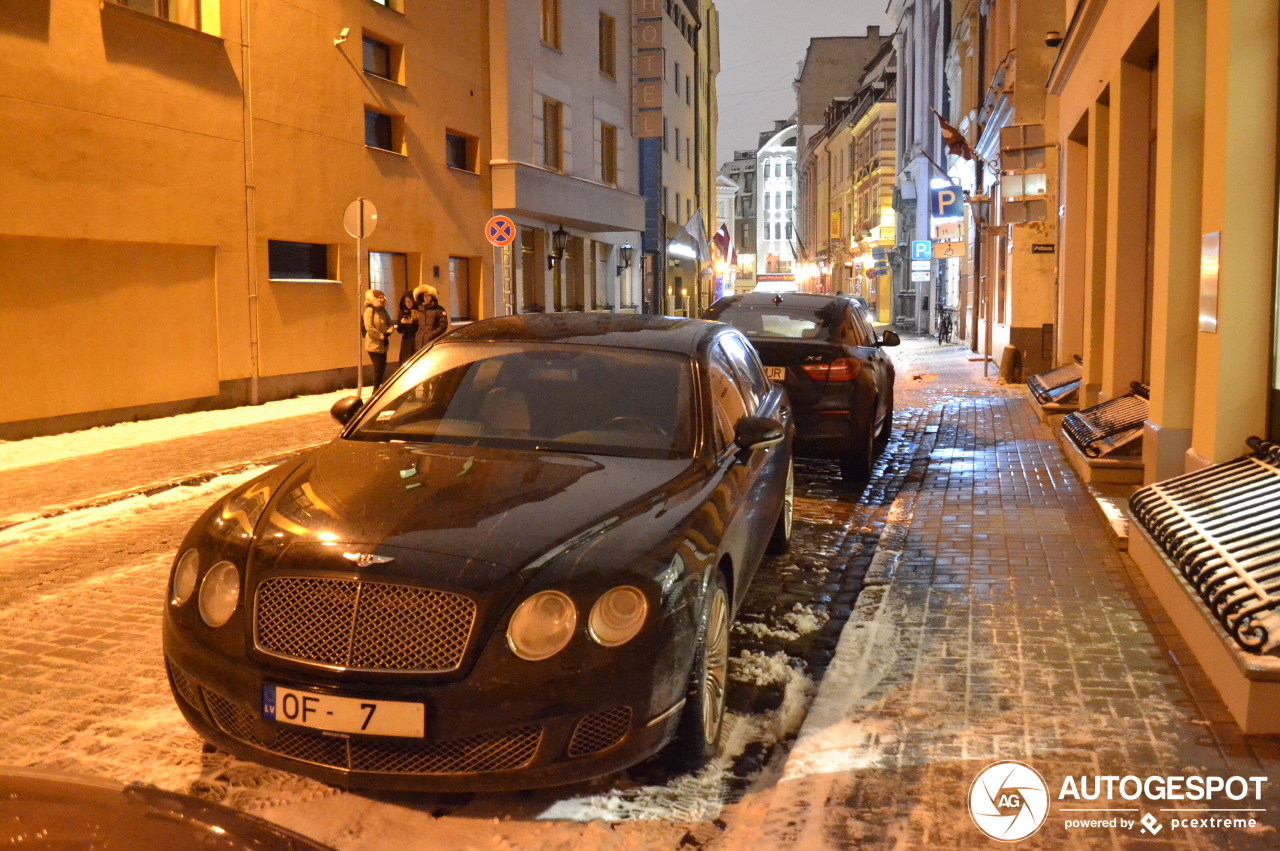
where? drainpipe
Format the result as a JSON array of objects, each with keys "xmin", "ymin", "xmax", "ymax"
[{"xmin": 241, "ymin": 0, "xmax": 262, "ymax": 405}]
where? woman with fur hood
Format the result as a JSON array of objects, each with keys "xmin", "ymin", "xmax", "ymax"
[
  {"xmin": 413, "ymin": 284, "xmax": 450, "ymax": 352},
  {"xmin": 362, "ymin": 288, "xmax": 394, "ymax": 388}
]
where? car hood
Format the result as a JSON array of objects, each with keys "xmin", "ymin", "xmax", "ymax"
[{"xmin": 253, "ymin": 438, "xmax": 693, "ymax": 571}]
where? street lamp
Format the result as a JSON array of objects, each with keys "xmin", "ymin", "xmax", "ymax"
[
  {"xmin": 616, "ymin": 242, "xmax": 633, "ymax": 277},
  {"xmin": 548, "ymin": 224, "xmax": 569, "ymax": 269}
]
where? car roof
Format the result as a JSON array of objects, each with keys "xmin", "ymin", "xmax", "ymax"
[
  {"xmin": 443, "ymin": 313, "xmax": 728, "ymax": 357},
  {"xmin": 709, "ymin": 292, "xmax": 848, "ymax": 311}
]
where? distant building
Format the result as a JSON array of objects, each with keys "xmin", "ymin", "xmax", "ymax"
[
  {"xmin": 794, "ymin": 31, "xmax": 891, "ymax": 169},
  {"xmin": 489, "ymin": 0, "xmax": 645, "ymax": 314},
  {"xmin": 719, "ymin": 149, "xmax": 758, "ymax": 290},
  {"xmin": 757, "ymin": 124, "xmax": 798, "ymax": 288}
]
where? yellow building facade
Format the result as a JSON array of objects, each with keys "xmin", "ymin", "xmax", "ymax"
[
  {"xmin": 1048, "ymin": 0, "xmax": 1280, "ymax": 479},
  {"xmin": 0, "ymin": 1, "xmax": 493, "ymax": 439}
]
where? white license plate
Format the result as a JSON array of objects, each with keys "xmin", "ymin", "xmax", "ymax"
[
  {"xmin": 764, "ymin": 366, "xmax": 787, "ymax": 381},
  {"xmin": 263, "ymin": 684, "xmax": 424, "ymax": 738}
]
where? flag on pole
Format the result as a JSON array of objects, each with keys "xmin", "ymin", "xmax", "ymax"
[
  {"xmin": 930, "ymin": 106, "xmax": 975, "ymax": 161},
  {"xmin": 711, "ymin": 224, "xmax": 731, "ymax": 260}
]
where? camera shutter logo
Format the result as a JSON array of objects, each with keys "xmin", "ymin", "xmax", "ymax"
[{"xmin": 968, "ymin": 761, "xmax": 1050, "ymax": 842}]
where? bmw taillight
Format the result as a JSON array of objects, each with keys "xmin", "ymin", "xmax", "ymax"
[{"xmin": 801, "ymin": 357, "xmax": 861, "ymax": 382}]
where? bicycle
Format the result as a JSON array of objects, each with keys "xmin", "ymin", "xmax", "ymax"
[{"xmin": 936, "ymin": 307, "xmax": 954, "ymax": 345}]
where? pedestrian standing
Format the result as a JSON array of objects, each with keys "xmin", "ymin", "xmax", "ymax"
[
  {"xmin": 395, "ymin": 293, "xmax": 419, "ymax": 364},
  {"xmin": 363, "ymin": 288, "xmax": 394, "ymax": 388},
  {"xmin": 414, "ymin": 284, "xmax": 450, "ymax": 352}
]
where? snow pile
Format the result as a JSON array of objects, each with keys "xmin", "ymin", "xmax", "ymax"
[
  {"xmin": 0, "ymin": 390, "xmax": 348, "ymax": 473},
  {"xmin": 0, "ymin": 467, "xmax": 263, "ymax": 550}
]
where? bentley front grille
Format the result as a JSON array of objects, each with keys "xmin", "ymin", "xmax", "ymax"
[
  {"xmin": 567, "ymin": 706, "xmax": 633, "ymax": 757},
  {"xmin": 1027, "ymin": 358, "xmax": 1082, "ymax": 405},
  {"xmin": 204, "ymin": 690, "xmax": 541, "ymax": 775},
  {"xmin": 1061, "ymin": 382, "xmax": 1148, "ymax": 458},
  {"xmin": 254, "ymin": 576, "xmax": 476, "ymax": 673},
  {"xmin": 1129, "ymin": 438, "xmax": 1280, "ymax": 655}
]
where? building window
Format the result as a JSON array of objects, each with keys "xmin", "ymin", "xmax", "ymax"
[
  {"xmin": 542, "ymin": 98, "xmax": 563, "ymax": 170},
  {"xmin": 763, "ymin": 161, "xmax": 771, "ymax": 178},
  {"xmin": 675, "ymin": 127, "xmax": 681, "ymax": 161},
  {"xmin": 362, "ymin": 35, "xmax": 394, "ymax": 80},
  {"xmin": 675, "ymin": 192, "xmax": 682, "ymax": 220},
  {"xmin": 109, "ymin": 0, "xmax": 199, "ymax": 30},
  {"xmin": 786, "ymin": 159, "xmax": 793, "ymax": 177},
  {"xmin": 686, "ymin": 199, "xmax": 692, "ymax": 220},
  {"xmin": 540, "ymin": 0, "xmax": 561, "ymax": 49},
  {"xmin": 663, "ymin": 117, "xmax": 668, "ymax": 151},
  {"xmin": 686, "ymin": 138, "xmax": 691, "ymax": 168},
  {"xmin": 600, "ymin": 123, "xmax": 618, "ymax": 185},
  {"xmin": 268, "ymin": 241, "xmax": 331, "ymax": 281},
  {"xmin": 365, "ymin": 108, "xmax": 397, "ymax": 152},
  {"xmin": 685, "ymin": 75, "xmax": 691, "ymax": 106},
  {"xmin": 446, "ymin": 131, "xmax": 475, "ymax": 171},
  {"xmin": 368, "ymin": 251, "xmax": 407, "ymax": 301},
  {"xmin": 785, "ymin": 221, "xmax": 792, "ymax": 238},
  {"xmin": 764, "ymin": 194, "xmax": 771, "ymax": 211},
  {"xmin": 674, "ymin": 62, "xmax": 681, "ymax": 94},
  {"xmin": 599, "ymin": 13, "xmax": 616, "ymax": 78},
  {"xmin": 786, "ymin": 191, "xmax": 793, "ymax": 210}
]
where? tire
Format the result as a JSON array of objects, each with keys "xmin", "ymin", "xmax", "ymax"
[
  {"xmin": 766, "ymin": 458, "xmax": 794, "ymax": 555},
  {"xmin": 663, "ymin": 570, "xmax": 730, "ymax": 771},
  {"xmin": 839, "ymin": 411, "xmax": 876, "ymax": 482}
]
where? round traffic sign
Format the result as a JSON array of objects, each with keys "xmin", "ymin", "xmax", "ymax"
[
  {"xmin": 344, "ymin": 197, "xmax": 378, "ymax": 239},
  {"xmin": 486, "ymin": 215, "xmax": 516, "ymax": 247}
]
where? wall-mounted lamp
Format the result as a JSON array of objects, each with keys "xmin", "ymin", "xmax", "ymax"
[
  {"xmin": 616, "ymin": 242, "xmax": 633, "ymax": 277},
  {"xmin": 334, "ymin": 27, "xmax": 350, "ymax": 46},
  {"xmin": 548, "ymin": 224, "xmax": 569, "ymax": 269}
]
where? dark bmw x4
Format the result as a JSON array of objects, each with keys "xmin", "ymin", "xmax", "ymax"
[{"xmin": 704, "ymin": 292, "xmax": 899, "ymax": 481}]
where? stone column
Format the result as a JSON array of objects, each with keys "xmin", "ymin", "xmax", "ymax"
[
  {"xmin": 1101, "ymin": 60, "xmax": 1151, "ymax": 401},
  {"xmin": 1144, "ymin": 0, "xmax": 1206, "ymax": 484},
  {"xmin": 1080, "ymin": 101, "xmax": 1109, "ymax": 407},
  {"xmin": 1190, "ymin": 0, "xmax": 1279, "ymax": 467}
]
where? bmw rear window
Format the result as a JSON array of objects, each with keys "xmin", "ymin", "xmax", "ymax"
[{"xmin": 713, "ymin": 306, "xmax": 831, "ymax": 341}]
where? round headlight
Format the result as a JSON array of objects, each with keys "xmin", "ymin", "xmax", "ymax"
[
  {"xmin": 506, "ymin": 590, "xmax": 577, "ymax": 661},
  {"xmin": 588, "ymin": 586, "xmax": 649, "ymax": 647},
  {"xmin": 171, "ymin": 549, "xmax": 199, "ymax": 606},
  {"xmin": 198, "ymin": 561, "xmax": 241, "ymax": 628}
]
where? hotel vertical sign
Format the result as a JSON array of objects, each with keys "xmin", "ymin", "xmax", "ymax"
[{"xmin": 633, "ymin": 0, "xmax": 663, "ymax": 138}]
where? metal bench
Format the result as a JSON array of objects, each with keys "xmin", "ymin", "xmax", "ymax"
[
  {"xmin": 1129, "ymin": 438, "xmax": 1280, "ymax": 655},
  {"xmin": 1061, "ymin": 381, "xmax": 1148, "ymax": 458},
  {"xmin": 1027, "ymin": 357, "xmax": 1083, "ymax": 405}
]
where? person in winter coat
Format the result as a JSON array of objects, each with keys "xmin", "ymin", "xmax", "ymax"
[
  {"xmin": 413, "ymin": 285, "xmax": 450, "ymax": 352},
  {"xmin": 395, "ymin": 293, "xmax": 419, "ymax": 364},
  {"xmin": 362, "ymin": 288, "xmax": 394, "ymax": 388}
]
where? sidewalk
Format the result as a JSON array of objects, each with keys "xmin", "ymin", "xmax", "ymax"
[
  {"xmin": 0, "ymin": 390, "xmax": 349, "ymax": 529},
  {"xmin": 718, "ymin": 341, "xmax": 1280, "ymax": 850}
]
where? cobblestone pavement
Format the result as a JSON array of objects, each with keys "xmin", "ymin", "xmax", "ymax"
[{"xmin": 714, "ymin": 341, "xmax": 1280, "ymax": 851}]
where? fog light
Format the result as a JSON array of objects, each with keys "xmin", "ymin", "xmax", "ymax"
[{"xmin": 171, "ymin": 549, "xmax": 199, "ymax": 606}]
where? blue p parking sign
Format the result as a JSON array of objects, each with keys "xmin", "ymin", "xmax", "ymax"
[
  {"xmin": 931, "ymin": 185, "xmax": 964, "ymax": 219},
  {"xmin": 911, "ymin": 240, "xmax": 932, "ymax": 261}
]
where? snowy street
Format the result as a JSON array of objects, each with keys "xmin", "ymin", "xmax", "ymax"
[{"xmin": 4, "ymin": 339, "xmax": 1280, "ymax": 850}]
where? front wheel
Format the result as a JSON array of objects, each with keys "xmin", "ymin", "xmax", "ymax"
[
  {"xmin": 662, "ymin": 570, "xmax": 730, "ymax": 771},
  {"xmin": 766, "ymin": 459, "xmax": 794, "ymax": 555}
]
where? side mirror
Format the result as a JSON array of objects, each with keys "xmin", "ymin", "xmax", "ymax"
[
  {"xmin": 733, "ymin": 416, "xmax": 786, "ymax": 452},
  {"xmin": 878, "ymin": 330, "xmax": 901, "ymax": 347},
  {"xmin": 330, "ymin": 396, "xmax": 364, "ymax": 425}
]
